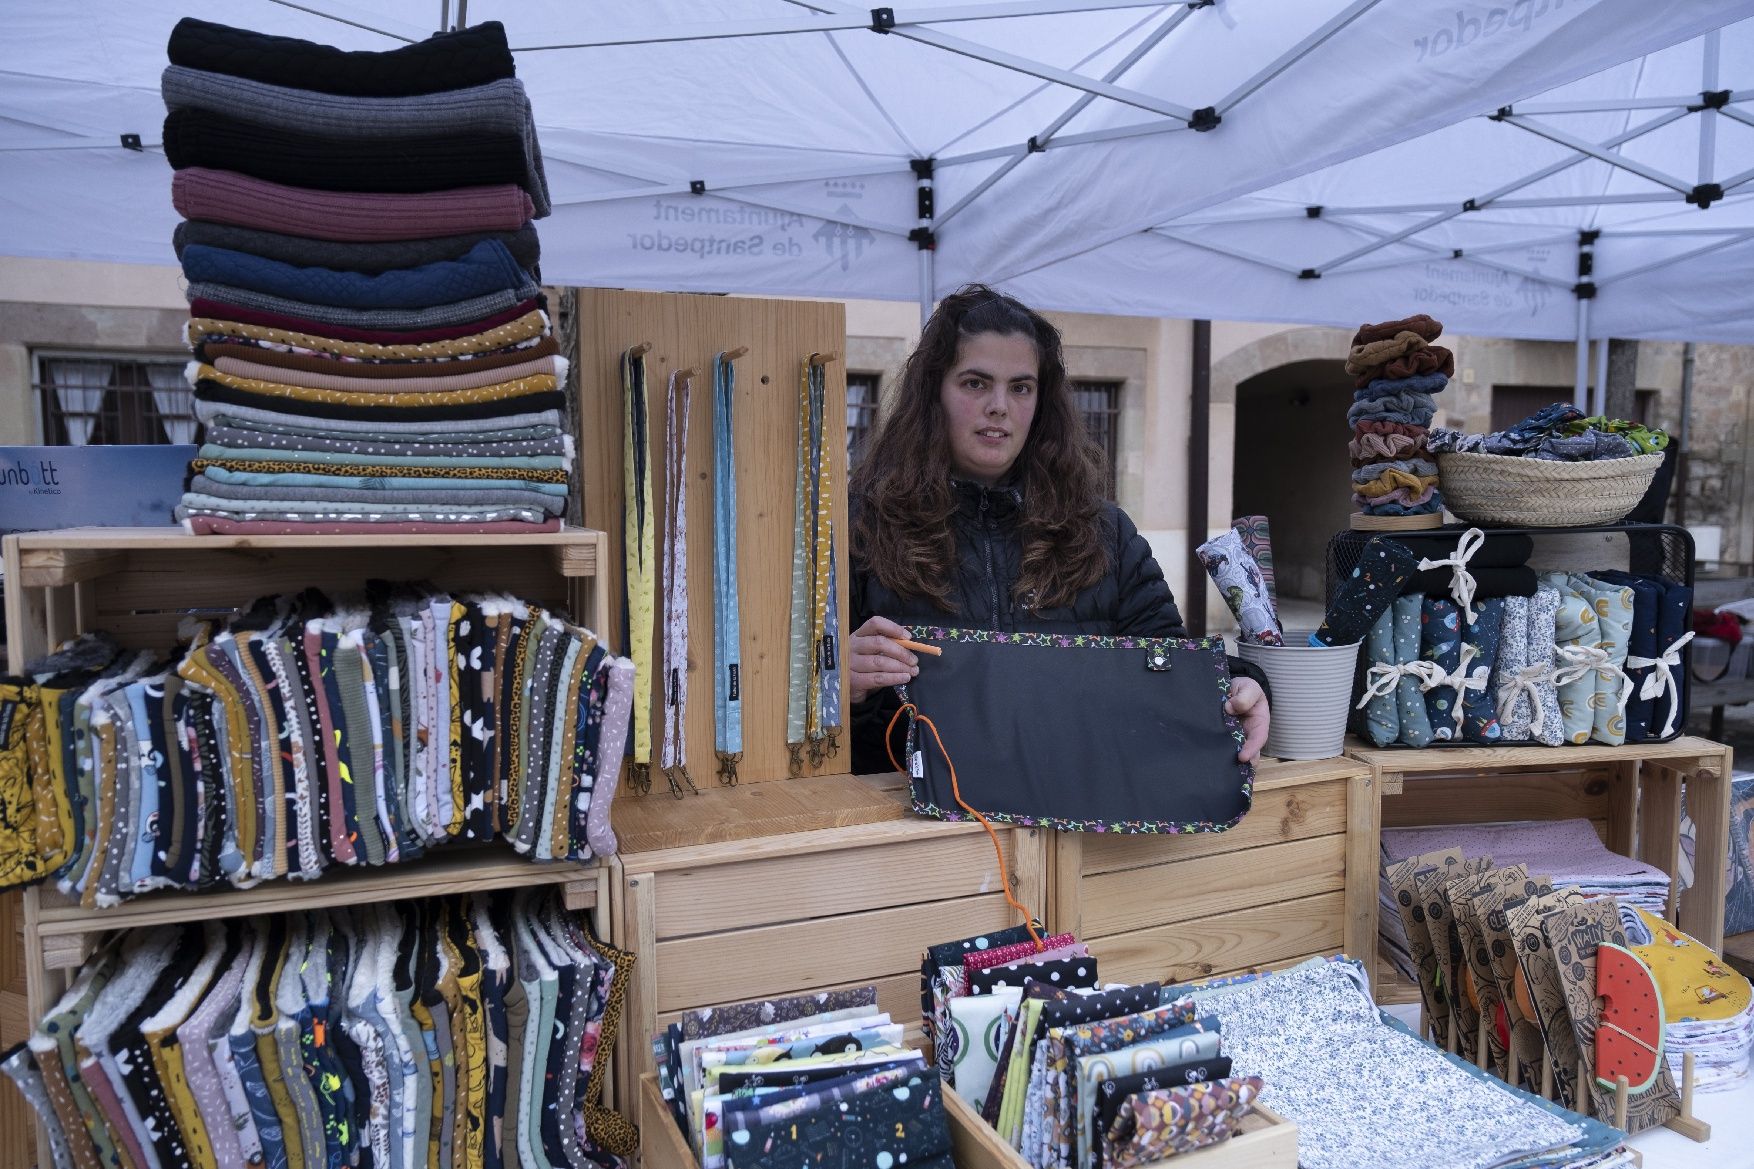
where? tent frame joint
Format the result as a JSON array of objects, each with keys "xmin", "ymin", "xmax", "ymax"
[
  {"xmin": 1490, "ymin": 105, "xmax": 1513, "ymax": 121},
  {"xmin": 1691, "ymin": 88, "xmax": 1731, "ymax": 112},
  {"xmin": 909, "ymin": 227, "xmax": 937, "ymax": 251},
  {"xmin": 118, "ymin": 133, "xmax": 142, "ymax": 152},
  {"xmin": 1573, "ymin": 280, "xmax": 1597, "ymax": 300},
  {"xmin": 1304, "ymin": 205, "xmax": 1322, "ymax": 218},
  {"xmin": 1297, "ymin": 267, "xmax": 1319, "ymax": 280},
  {"xmin": 1578, "ymin": 228, "xmax": 1601, "ymax": 246},
  {"xmin": 1687, "ymin": 182, "xmax": 1724, "ymax": 209},
  {"xmin": 689, "ymin": 180, "xmax": 706, "ymax": 195},
  {"xmin": 870, "ymin": 7, "xmax": 895, "ymax": 34},
  {"xmin": 1188, "ymin": 105, "xmax": 1220, "ymax": 132},
  {"xmin": 1026, "ymin": 135, "xmax": 1046, "ymax": 153}
]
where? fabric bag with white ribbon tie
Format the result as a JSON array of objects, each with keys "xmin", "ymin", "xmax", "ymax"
[
  {"xmin": 1392, "ymin": 594, "xmax": 1437, "ymax": 747},
  {"xmin": 1544, "ymin": 574, "xmax": 1605, "ymax": 745},
  {"xmin": 1355, "ymin": 609, "xmax": 1400, "ymax": 746},
  {"xmin": 1457, "ymin": 596, "xmax": 1506, "ymax": 743},
  {"xmin": 1591, "ymin": 570, "xmax": 1664, "ymax": 739},
  {"xmin": 1493, "ymin": 586, "xmax": 1566, "ymax": 746},
  {"xmin": 1567, "ymin": 573, "xmax": 1636, "ymax": 745},
  {"xmin": 1420, "ymin": 596, "xmax": 1464, "ymax": 740}
]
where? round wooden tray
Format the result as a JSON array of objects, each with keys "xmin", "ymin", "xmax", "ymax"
[{"xmin": 1350, "ymin": 511, "xmax": 1444, "ymax": 531}]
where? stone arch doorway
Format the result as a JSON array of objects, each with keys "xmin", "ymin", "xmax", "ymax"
[{"xmin": 1230, "ymin": 357, "xmax": 1357, "ymax": 611}]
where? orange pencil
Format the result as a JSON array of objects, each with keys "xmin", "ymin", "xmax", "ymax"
[{"xmin": 891, "ymin": 637, "xmax": 942, "ymax": 657}]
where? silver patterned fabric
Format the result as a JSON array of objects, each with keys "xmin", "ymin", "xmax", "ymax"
[{"xmin": 1180, "ymin": 961, "xmax": 1594, "ymax": 1169}]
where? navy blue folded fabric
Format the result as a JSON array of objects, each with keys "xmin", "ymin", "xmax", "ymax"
[
  {"xmin": 1593, "ymin": 571, "xmax": 1661, "ymax": 739},
  {"xmin": 180, "ymin": 240, "xmax": 529, "ymax": 311}
]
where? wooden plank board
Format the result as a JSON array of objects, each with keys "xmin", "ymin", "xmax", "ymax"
[
  {"xmin": 578, "ymin": 289, "xmax": 849, "ymax": 788},
  {"xmin": 1080, "ymin": 782, "xmax": 1348, "ymax": 874},
  {"xmin": 654, "ymin": 892, "xmax": 1018, "ymax": 1012},
  {"xmin": 1669, "ymin": 746, "xmax": 1733, "ymax": 950},
  {"xmin": 1082, "ymin": 834, "xmax": 1346, "ymax": 939},
  {"xmin": 654, "ymin": 829, "xmax": 1016, "ymax": 939},
  {"xmin": 1250, "ymin": 757, "xmax": 1368, "ymax": 792},
  {"xmin": 1351, "ymin": 736, "xmax": 1725, "ymax": 775},
  {"xmin": 1381, "ymin": 769, "xmax": 1611, "ymax": 828},
  {"xmin": 29, "ymin": 849, "xmax": 602, "ymax": 942},
  {"xmin": 1725, "ymin": 932, "xmax": 1754, "ymax": 981},
  {"xmin": 1344, "ymin": 770, "xmax": 1381, "ymax": 988},
  {"xmin": 1092, "ymin": 891, "xmax": 1347, "ymax": 988},
  {"xmin": 613, "ymin": 772, "xmax": 916, "ymax": 858},
  {"xmin": 640, "ymin": 1074, "xmax": 700, "ymax": 1169}
]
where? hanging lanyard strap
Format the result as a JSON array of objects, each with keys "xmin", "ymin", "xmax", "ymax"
[
  {"xmin": 660, "ymin": 367, "xmax": 697, "ymax": 798},
  {"xmin": 622, "ymin": 349, "xmax": 656, "ymax": 794},
  {"xmin": 806, "ymin": 358, "xmax": 842, "ymax": 763},
  {"xmin": 785, "ymin": 360, "xmax": 814, "ymax": 775},
  {"xmin": 712, "ymin": 353, "xmax": 744, "ymax": 785}
]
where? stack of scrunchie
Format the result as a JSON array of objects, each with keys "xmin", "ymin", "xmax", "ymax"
[
  {"xmin": 159, "ymin": 17, "xmax": 572, "ymax": 535},
  {"xmin": 1345, "ymin": 314, "xmax": 1454, "ymax": 520}
]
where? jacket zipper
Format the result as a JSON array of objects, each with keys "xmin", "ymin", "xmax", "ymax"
[{"xmin": 979, "ymin": 493, "xmax": 1001, "ymax": 631}]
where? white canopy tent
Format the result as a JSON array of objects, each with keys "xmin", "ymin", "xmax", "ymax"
[{"xmin": 4, "ymin": 0, "xmax": 1753, "ymax": 381}]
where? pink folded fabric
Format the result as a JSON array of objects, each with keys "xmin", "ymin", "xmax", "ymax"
[
  {"xmin": 173, "ymin": 167, "xmax": 534, "ymax": 241},
  {"xmin": 188, "ymin": 516, "xmax": 561, "ymax": 535},
  {"xmin": 214, "ymin": 352, "xmax": 557, "ymax": 393},
  {"xmin": 1351, "ymin": 483, "xmax": 1438, "ymax": 507}
]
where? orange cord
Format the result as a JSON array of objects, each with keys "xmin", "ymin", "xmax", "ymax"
[{"xmin": 887, "ymin": 701, "xmax": 1045, "ymax": 950}]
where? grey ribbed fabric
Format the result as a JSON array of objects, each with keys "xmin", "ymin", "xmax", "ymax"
[
  {"xmin": 188, "ymin": 281, "xmax": 536, "ymax": 331},
  {"xmin": 174, "ymin": 219, "xmax": 540, "ymax": 274},
  {"xmin": 203, "ymin": 423, "xmax": 570, "ymax": 459},
  {"xmin": 160, "ymin": 68, "xmax": 550, "ymax": 215},
  {"xmin": 188, "ymin": 477, "xmax": 567, "ymax": 512},
  {"xmin": 196, "ymin": 400, "xmax": 564, "ymax": 436}
]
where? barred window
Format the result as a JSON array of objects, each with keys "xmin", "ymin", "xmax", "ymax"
[
  {"xmin": 847, "ymin": 371, "xmax": 881, "ymax": 467},
  {"xmin": 1071, "ymin": 379, "xmax": 1122, "ymax": 499},
  {"xmin": 33, "ymin": 352, "xmax": 196, "ymax": 446}
]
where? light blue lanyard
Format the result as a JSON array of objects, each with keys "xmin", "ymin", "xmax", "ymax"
[{"xmin": 712, "ymin": 352, "xmax": 744, "ymax": 784}]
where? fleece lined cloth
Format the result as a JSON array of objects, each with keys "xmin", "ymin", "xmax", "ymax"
[
  {"xmin": 174, "ymin": 220, "xmax": 540, "ymax": 277},
  {"xmin": 199, "ymin": 334, "xmax": 558, "ymax": 377},
  {"xmin": 187, "ymin": 282, "xmax": 537, "ymax": 333},
  {"xmin": 185, "ymin": 307, "xmax": 549, "ymax": 359},
  {"xmin": 182, "ymin": 241, "xmax": 532, "ymax": 313}
]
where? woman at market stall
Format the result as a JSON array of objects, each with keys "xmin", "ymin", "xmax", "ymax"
[{"xmin": 845, "ymin": 284, "xmax": 1271, "ymax": 774}]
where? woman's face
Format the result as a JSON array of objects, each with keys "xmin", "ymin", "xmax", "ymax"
[{"xmin": 938, "ymin": 330, "xmax": 1039, "ymax": 487}]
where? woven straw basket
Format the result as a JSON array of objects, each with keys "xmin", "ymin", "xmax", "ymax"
[{"xmin": 1436, "ymin": 450, "xmax": 1664, "ymax": 527}]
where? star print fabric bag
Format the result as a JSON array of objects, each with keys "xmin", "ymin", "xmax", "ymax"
[{"xmin": 898, "ymin": 628, "xmax": 1253, "ymax": 833}]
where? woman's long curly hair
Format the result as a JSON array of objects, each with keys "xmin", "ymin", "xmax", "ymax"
[{"xmin": 849, "ymin": 284, "xmax": 1109, "ymax": 612}]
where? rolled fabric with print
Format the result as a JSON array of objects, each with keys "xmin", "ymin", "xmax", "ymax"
[
  {"xmin": 1592, "ymin": 571, "xmax": 1662, "ymax": 740},
  {"xmin": 1312, "ymin": 536, "xmax": 1421, "ymax": 647},
  {"xmin": 1356, "ymin": 610, "xmax": 1400, "ymax": 748},
  {"xmin": 1230, "ymin": 516, "xmax": 1276, "ymax": 607},
  {"xmin": 1568, "ymin": 573, "xmax": 1635, "ymax": 746},
  {"xmin": 1195, "ymin": 529, "xmax": 1282, "ymax": 645},
  {"xmin": 1393, "ymin": 594, "xmax": 1436, "ymax": 747},
  {"xmin": 1421, "ymin": 597, "xmax": 1463, "ymax": 741},
  {"xmin": 1525, "ymin": 584, "xmax": 1565, "ymax": 746},
  {"xmin": 1359, "ymin": 495, "xmax": 1445, "ymax": 518},
  {"xmin": 1460, "ymin": 597, "xmax": 1505, "ymax": 743},
  {"xmin": 1493, "ymin": 596, "xmax": 1533, "ymax": 739},
  {"xmin": 1354, "ymin": 370, "xmax": 1450, "ymax": 400},
  {"xmin": 1543, "ymin": 573, "xmax": 1601, "ymax": 745}
]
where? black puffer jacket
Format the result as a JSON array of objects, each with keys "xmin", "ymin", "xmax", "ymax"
[{"xmin": 849, "ymin": 480, "xmax": 1269, "ymax": 773}]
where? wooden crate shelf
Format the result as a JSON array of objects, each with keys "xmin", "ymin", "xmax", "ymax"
[{"xmin": 1350, "ymin": 736, "xmax": 1733, "ymax": 952}]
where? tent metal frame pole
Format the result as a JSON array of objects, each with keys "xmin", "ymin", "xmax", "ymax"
[
  {"xmin": 1574, "ymin": 298, "xmax": 1592, "ymax": 409},
  {"xmin": 916, "ymin": 159, "xmax": 936, "ymax": 326},
  {"xmin": 1720, "ymin": 106, "xmax": 1754, "ymax": 134},
  {"xmin": 1499, "ymin": 114, "xmax": 1694, "ymax": 193},
  {"xmin": 1148, "ymin": 229, "xmax": 1304, "ymax": 275},
  {"xmin": 1514, "ymin": 94, "xmax": 1739, "ymax": 115},
  {"xmin": 936, "ymin": 3, "xmax": 1197, "ymax": 228},
  {"xmin": 1214, "ymin": 0, "xmax": 1384, "ymax": 115},
  {"xmin": 1597, "ymin": 228, "xmax": 1754, "ymax": 287},
  {"xmin": 262, "ymin": 0, "xmax": 419, "ymax": 42},
  {"xmin": 512, "ymin": 1, "xmax": 1172, "ymax": 50},
  {"xmin": 1593, "ymin": 335, "xmax": 1609, "ymax": 416},
  {"xmin": 1702, "ymin": 29, "xmax": 1721, "ymax": 183},
  {"xmin": 1305, "ymin": 108, "xmax": 1690, "ymax": 274},
  {"xmin": 1331, "ymin": 220, "xmax": 1573, "ymax": 288}
]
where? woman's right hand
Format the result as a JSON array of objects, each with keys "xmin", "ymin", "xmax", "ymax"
[{"xmin": 848, "ymin": 615, "xmax": 918, "ymax": 704}]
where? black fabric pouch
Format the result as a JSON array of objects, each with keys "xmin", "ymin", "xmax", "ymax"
[{"xmin": 900, "ymin": 627, "xmax": 1252, "ymax": 833}]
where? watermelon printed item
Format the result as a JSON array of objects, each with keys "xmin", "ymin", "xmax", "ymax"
[{"xmin": 1594, "ymin": 943, "xmax": 1666, "ymax": 1093}]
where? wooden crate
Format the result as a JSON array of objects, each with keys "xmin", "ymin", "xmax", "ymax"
[
  {"xmin": 1351, "ymin": 737, "xmax": 1733, "ymax": 956},
  {"xmin": 612, "ymin": 772, "xmax": 1049, "ymax": 1097},
  {"xmin": 1046, "ymin": 758, "xmax": 1379, "ymax": 992},
  {"xmin": 0, "ymin": 526, "xmax": 616, "ymax": 1169},
  {"xmin": 637, "ymin": 1073, "xmax": 1299, "ymax": 1169}
]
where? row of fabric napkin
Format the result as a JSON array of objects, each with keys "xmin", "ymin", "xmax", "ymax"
[
  {"xmin": 159, "ymin": 16, "xmax": 570, "ymax": 535},
  {"xmin": 0, "ymin": 892, "xmax": 634, "ymax": 1169},
  {"xmin": 1382, "ymin": 844, "xmax": 1751, "ymax": 1114},
  {"xmin": 650, "ymin": 986, "xmax": 952, "ymax": 1169},
  {"xmin": 1346, "ymin": 314, "xmax": 1453, "ymax": 520},
  {"xmin": 0, "ymin": 586, "xmax": 631, "ymax": 901},
  {"xmin": 925, "ymin": 925, "xmax": 1261, "ymax": 1169},
  {"xmin": 1355, "ymin": 569, "xmax": 1692, "ymax": 747}
]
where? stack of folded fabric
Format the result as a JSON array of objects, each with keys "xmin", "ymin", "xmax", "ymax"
[
  {"xmin": 1618, "ymin": 905, "xmax": 1754, "ymax": 1093},
  {"xmin": 1, "ymin": 891, "xmax": 636, "ymax": 1169},
  {"xmin": 159, "ymin": 17, "xmax": 568, "ymax": 535},
  {"xmin": 651, "ymin": 985, "xmax": 952, "ymax": 1169},
  {"xmin": 0, "ymin": 586, "xmax": 631, "ymax": 905},
  {"xmin": 1429, "ymin": 403, "xmax": 1668, "ymax": 462},
  {"xmin": 1345, "ymin": 314, "xmax": 1453, "ymax": 522},
  {"xmin": 1377, "ymin": 819, "xmax": 1672, "ymax": 980}
]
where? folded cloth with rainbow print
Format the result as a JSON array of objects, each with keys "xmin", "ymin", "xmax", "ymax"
[
  {"xmin": 1345, "ymin": 314, "xmax": 1449, "ymax": 519},
  {"xmin": 162, "ymin": 15, "xmax": 569, "ymax": 535}
]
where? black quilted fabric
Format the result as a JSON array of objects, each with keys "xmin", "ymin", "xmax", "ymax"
[
  {"xmin": 167, "ymin": 17, "xmax": 515, "ymax": 97},
  {"xmin": 163, "ymin": 108, "xmax": 529, "ymax": 194}
]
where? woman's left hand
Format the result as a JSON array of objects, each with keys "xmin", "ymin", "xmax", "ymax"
[{"xmin": 1226, "ymin": 677, "xmax": 1270, "ymax": 763}]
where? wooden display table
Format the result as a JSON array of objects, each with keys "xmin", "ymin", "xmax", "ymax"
[{"xmin": 1347, "ymin": 736, "xmax": 1733, "ymax": 1002}]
